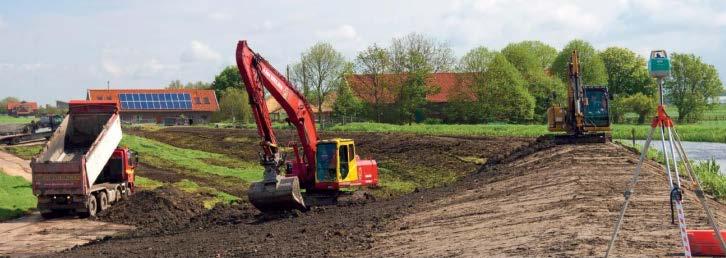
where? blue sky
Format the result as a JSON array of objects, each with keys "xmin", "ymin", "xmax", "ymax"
[{"xmin": 1, "ymin": 0, "xmax": 725, "ymax": 105}]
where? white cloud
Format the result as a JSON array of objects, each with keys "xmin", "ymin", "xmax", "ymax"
[
  {"xmin": 208, "ymin": 11, "xmax": 231, "ymax": 21},
  {"xmin": 0, "ymin": 16, "xmax": 6, "ymax": 29},
  {"xmin": 180, "ymin": 40, "xmax": 222, "ymax": 63},
  {"xmin": 101, "ymin": 48, "xmax": 177, "ymax": 78},
  {"xmin": 315, "ymin": 24, "xmax": 358, "ymax": 40}
]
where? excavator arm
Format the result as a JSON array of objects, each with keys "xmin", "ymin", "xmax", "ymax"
[{"xmin": 235, "ymin": 40, "xmax": 317, "ymax": 211}]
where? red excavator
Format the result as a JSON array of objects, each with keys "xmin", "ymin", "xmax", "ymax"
[{"xmin": 235, "ymin": 40, "xmax": 379, "ymax": 212}]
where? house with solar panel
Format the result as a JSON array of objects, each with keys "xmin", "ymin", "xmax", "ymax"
[{"xmin": 86, "ymin": 89, "xmax": 220, "ymax": 124}]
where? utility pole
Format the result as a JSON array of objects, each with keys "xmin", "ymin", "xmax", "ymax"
[{"xmin": 107, "ymin": 81, "xmax": 110, "ymax": 90}]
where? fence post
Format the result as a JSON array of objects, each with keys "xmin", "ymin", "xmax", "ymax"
[{"xmin": 631, "ymin": 128, "xmax": 636, "ymax": 146}]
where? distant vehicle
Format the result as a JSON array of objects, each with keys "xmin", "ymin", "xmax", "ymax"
[
  {"xmin": 31, "ymin": 101, "xmax": 137, "ymax": 219},
  {"xmin": 0, "ymin": 115, "xmax": 63, "ymax": 145},
  {"xmin": 547, "ymin": 50, "xmax": 611, "ymax": 144}
]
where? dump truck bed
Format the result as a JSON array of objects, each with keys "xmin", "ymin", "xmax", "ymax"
[{"xmin": 31, "ymin": 101, "xmax": 122, "ymax": 195}]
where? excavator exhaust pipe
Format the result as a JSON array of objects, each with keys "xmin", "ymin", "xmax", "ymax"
[{"xmin": 248, "ymin": 175, "xmax": 306, "ymax": 212}]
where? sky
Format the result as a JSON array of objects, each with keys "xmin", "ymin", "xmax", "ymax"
[{"xmin": 0, "ymin": 0, "xmax": 725, "ymax": 105}]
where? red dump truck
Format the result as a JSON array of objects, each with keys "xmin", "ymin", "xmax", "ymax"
[{"xmin": 31, "ymin": 100, "xmax": 137, "ymax": 218}]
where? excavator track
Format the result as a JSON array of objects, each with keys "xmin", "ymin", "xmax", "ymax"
[{"xmin": 552, "ymin": 132, "xmax": 611, "ymax": 144}]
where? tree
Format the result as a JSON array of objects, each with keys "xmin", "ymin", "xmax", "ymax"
[
  {"xmin": 600, "ymin": 47, "xmax": 655, "ymax": 97},
  {"xmin": 332, "ymin": 80, "xmax": 364, "ymax": 121},
  {"xmin": 216, "ymin": 87, "xmax": 252, "ymax": 124},
  {"xmin": 551, "ymin": 39, "xmax": 608, "ymax": 85},
  {"xmin": 457, "ymin": 47, "xmax": 496, "ymax": 74},
  {"xmin": 518, "ymin": 40, "xmax": 558, "ymax": 70},
  {"xmin": 665, "ymin": 53, "xmax": 723, "ymax": 123},
  {"xmin": 211, "ymin": 66, "xmax": 243, "ymax": 97},
  {"xmin": 387, "ymin": 33, "xmax": 453, "ymax": 123},
  {"xmin": 621, "ymin": 93, "xmax": 657, "ymax": 124},
  {"xmin": 502, "ymin": 42, "xmax": 566, "ymax": 121},
  {"xmin": 167, "ymin": 80, "xmax": 211, "ymax": 89},
  {"xmin": 354, "ymin": 44, "xmax": 392, "ymax": 122},
  {"xmin": 389, "ymin": 33, "xmax": 455, "ymax": 73},
  {"xmin": 292, "ymin": 42, "xmax": 346, "ymax": 125},
  {"xmin": 479, "ymin": 54, "xmax": 535, "ymax": 122},
  {"xmin": 452, "ymin": 51, "xmax": 534, "ymax": 123},
  {"xmin": 289, "ymin": 54, "xmax": 312, "ymax": 99},
  {"xmin": 0, "ymin": 97, "xmax": 20, "ymax": 114}
]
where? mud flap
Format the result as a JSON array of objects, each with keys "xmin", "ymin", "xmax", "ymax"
[{"xmin": 248, "ymin": 176, "xmax": 306, "ymax": 212}]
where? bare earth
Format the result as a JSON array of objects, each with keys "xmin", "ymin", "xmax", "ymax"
[
  {"xmin": 370, "ymin": 143, "xmax": 726, "ymax": 257},
  {"xmin": 0, "ymin": 150, "xmax": 133, "ymax": 257},
  {"xmin": 0, "ymin": 149, "xmax": 32, "ymax": 181},
  {"xmin": 0, "ymin": 213, "xmax": 132, "ymax": 257}
]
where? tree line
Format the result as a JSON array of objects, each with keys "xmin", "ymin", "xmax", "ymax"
[{"xmin": 179, "ymin": 34, "xmax": 725, "ymax": 124}]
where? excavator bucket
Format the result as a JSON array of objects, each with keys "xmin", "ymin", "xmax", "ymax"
[{"xmin": 247, "ymin": 176, "xmax": 306, "ymax": 212}]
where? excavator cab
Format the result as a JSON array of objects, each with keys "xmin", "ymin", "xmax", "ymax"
[
  {"xmin": 583, "ymin": 87, "xmax": 611, "ymax": 129},
  {"xmin": 314, "ymin": 139, "xmax": 360, "ymax": 190}
]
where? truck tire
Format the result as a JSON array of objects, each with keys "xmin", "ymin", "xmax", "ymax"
[
  {"xmin": 98, "ymin": 191, "xmax": 109, "ymax": 211},
  {"xmin": 79, "ymin": 195, "xmax": 97, "ymax": 218}
]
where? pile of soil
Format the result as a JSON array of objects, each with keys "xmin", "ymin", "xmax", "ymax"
[{"xmin": 96, "ymin": 186, "xmax": 206, "ymax": 236}]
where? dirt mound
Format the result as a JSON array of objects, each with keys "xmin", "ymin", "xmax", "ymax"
[{"xmin": 96, "ymin": 186, "xmax": 205, "ymax": 235}]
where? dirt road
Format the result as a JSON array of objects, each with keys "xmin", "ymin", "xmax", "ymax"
[
  {"xmin": 0, "ymin": 149, "xmax": 32, "ymax": 181},
  {"xmin": 0, "ymin": 213, "xmax": 132, "ymax": 257},
  {"xmin": 0, "ymin": 150, "xmax": 133, "ymax": 257}
]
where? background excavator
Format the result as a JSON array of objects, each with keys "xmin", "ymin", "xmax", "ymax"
[
  {"xmin": 547, "ymin": 50, "xmax": 612, "ymax": 143},
  {"xmin": 235, "ymin": 40, "xmax": 379, "ymax": 212}
]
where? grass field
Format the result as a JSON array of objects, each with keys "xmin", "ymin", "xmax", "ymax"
[
  {"xmin": 0, "ymin": 145, "xmax": 43, "ymax": 160},
  {"xmin": 0, "ymin": 115, "xmax": 34, "ymax": 124},
  {"xmin": 330, "ymin": 121, "xmax": 726, "ymax": 143},
  {"xmin": 0, "ymin": 170, "xmax": 36, "ymax": 221},
  {"xmin": 121, "ymin": 135, "xmax": 263, "ymax": 181}
]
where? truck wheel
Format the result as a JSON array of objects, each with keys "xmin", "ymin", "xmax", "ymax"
[
  {"xmin": 98, "ymin": 191, "xmax": 109, "ymax": 211},
  {"xmin": 79, "ymin": 195, "xmax": 97, "ymax": 218}
]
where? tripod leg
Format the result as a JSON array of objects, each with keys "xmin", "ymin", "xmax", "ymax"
[
  {"xmin": 673, "ymin": 128, "xmax": 726, "ymax": 254},
  {"xmin": 659, "ymin": 123, "xmax": 675, "ymax": 188},
  {"xmin": 605, "ymin": 126, "xmax": 657, "ymax": 258}
]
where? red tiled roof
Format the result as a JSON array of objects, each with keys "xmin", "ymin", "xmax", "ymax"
[
  {"xmin": 345, "ymin": 72, "xmax": 476, "ymax": 104},
  {"xmin": 87, "ymin": 89, "xmax": 219, "ymax": 112},
  {"xmin": 7, "ymin": 101, "xmax": 39, "ymax": 111}
]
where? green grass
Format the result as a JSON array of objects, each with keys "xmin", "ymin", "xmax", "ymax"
[
  {"xmin": 172, "ymin": 179, "xmax": 240, "ymax": 208},
  {"xmin": 0, "ymin": 115, "xmax": 34, "ymax": 124},
  {"xmin": 120, "ymin": 135, "xmax": 263, "ymax": 181},
  {"xmin": 329, "ymin": 121, "xmax": 726, "ymax": 143},
  {"xmin": 0, "ymin": 170, "xmax": 36, "ymax": 221},
  {"xmin": 0, "ymin": 145, "xmax": 43, "ymax": 160},
  {"xmin": 135, "ymin": 176, "xmax": 164, "ymax": 190}
]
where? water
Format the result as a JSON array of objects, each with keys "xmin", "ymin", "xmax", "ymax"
[{"xmin": 627, "ymin": 139, "xmax": 726, "ymax": 174}]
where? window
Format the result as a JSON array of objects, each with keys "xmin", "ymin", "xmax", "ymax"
[
  {"xmin": 96, "ymin": 96, "xmax": 103, "ymax": 100},
  {"xmin": 203, "ymin": 97, "xmax": 210, "ymax": 104},
  {"xmin": 348, "ymin": 144, "xmax": 355, "ymax": 161},
  {"xmin": 106, "ymin": 96, "xmax": 112, "ymax": 100},
  {"xmin": 339, "ymin": 145, "xmax": 349, "ymax": 179},
  {"xmin": 194, "ymin": 97, "xmax": 201, "ymax": 104}
]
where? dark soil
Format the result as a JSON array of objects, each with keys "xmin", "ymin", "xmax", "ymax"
[
  {"xmin": 95, "ymin": 186, "xmax": 206, "ymax": 236},
  {"xmin": 57, "ymin": 134, "xmax": 546, "ymax": 257},
  {"xmin": 129, "ymin": 127, "xmax": 534, "ymax": 192}
]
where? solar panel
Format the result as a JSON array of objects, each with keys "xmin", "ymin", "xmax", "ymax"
[{"xmin": 118, "ymin": 93, "xmax": 193, "ymax": 110}]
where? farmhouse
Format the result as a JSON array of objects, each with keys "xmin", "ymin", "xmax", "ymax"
[
  {"xmin": 7, "ymin": 101, "xmax": 39, "ymax": 116},
  {"xmin": 87, "ymin": 89, "xmax": 219, "ymax": 124},
  {"xmin": 345, "ymin": 72, "xmax": 474, "ymax": 121}
]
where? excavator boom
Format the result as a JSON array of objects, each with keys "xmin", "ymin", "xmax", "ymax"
[{"xmin": 236, "ymin": 40, "xmax": 317, "ymax": 212}]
